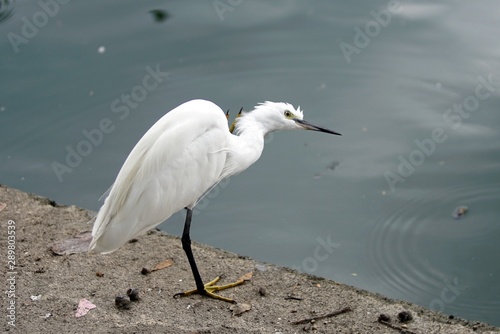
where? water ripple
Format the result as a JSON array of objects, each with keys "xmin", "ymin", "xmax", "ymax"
[
  {"xmin": 0, "ymin": 0, "xmax": 15, "ymax": 25},
  {"xmin": 367, "ymin": 182, "xmax": 500, "ymax": 317}
]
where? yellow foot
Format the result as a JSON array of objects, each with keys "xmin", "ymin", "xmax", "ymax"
[{"xmin": 174, "ymin": 273, "xmax": 252, "ymax": 303}]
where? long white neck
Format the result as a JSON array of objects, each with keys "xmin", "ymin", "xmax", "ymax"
[{"xmin": 225, "ymin": 114, "xmax": 268, "ymax": 177}]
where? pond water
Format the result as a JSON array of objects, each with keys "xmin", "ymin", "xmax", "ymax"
[{"xmin": 1, "ymin": 0, "xmax": 499, "ymax": 326}]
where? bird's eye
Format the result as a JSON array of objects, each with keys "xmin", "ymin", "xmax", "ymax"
[{"xmin": 284, "ymin": 110, "xmax": 292, "ymax": 118}]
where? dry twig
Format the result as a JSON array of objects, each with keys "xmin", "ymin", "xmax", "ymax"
[
  {"xmin": 378, "ymin": 319, "xmax": 417, "ymax": 334},
  {"xmin": 284, "ymin": 295, "xmax": 303, "ymax": 301},
  {"xmin": 291, "ymin": 307, "xmax": 352, "ymax": 325}
]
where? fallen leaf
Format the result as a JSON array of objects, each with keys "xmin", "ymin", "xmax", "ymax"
[
  {"xmin": 75, "ymin": 299, "xmax": 96, "ymax": 318},
  {"xmin": 0, "ymin": 202, "xmax": 6, "ymax": 212},
  {"xmin": 151, "ymin": 258, "xmax": 174, "ymax": 272},
  {"xmin": 230, "ymin": 302, "xmax": 251, "ymax": 316},
  {"xmin": 50, "ymin": 231, "xmax": 93, "ymax": 255},
  {"xmin": 237, "ymin": 271, "xmax": 253, "ymax": 282}
]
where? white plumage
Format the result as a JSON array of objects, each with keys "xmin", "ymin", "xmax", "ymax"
[
  {"xmin": 88, "ymin": 99, "xmax": 340, "ymax": 302},
  {"xmin": 90, "ymin": 100, "xmax": 231, "ymax": 253}
]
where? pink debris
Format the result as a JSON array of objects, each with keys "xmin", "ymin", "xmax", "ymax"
[
  {"xmin": 75, "ymin": 299, "xmax": 96, "ymax": 318},
  {"xmin": 50, "ymin": 231, "xmax": 93, "ymax": 255}
]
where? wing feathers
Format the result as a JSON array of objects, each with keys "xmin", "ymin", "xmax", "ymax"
[{"xmin": 89, "ymin": 100, "xmax": 230, "ymax": 253}]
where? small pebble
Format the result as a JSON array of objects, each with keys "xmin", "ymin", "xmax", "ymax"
[
  {"xmin": 258, "ymin": 287, "xmax": 267, "ymax": 297},
  {"xmin": 141, "ymin": 267, "xmax": 151, "ymax": 275},
  {"xmin": 378, "ymin": 313, "xmax": 391, "ymax": 322},
  {"xmin": 255, "ymin": 263, "xmax": 267, "ymax": 271},
  {"xmin": 127, "ymin": 288, "xmax": 140, "ymax": 301},
  {"xmin": 115, "ymin": 295, "xmax": 131, "ymax": 310},
  {"xmin": 30, "ymin": 295, "xmax": 42, "ymax": 301},
  {"xmin": 397, "ymin": 310, "xmax": 413, "ymax": 323}
]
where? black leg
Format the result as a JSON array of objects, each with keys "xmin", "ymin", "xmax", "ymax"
[
  {"xmin": 174, "ymin": 208, "xmax": 243, "ymax": 303},
  {"xmin": 181, "ymin": 208, "xmax": 206, "ymax": 294}
]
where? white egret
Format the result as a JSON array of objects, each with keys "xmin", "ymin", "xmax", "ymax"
[{"xmin": 89, "ymin": 99, "xmax": 340, "ymax": 302}]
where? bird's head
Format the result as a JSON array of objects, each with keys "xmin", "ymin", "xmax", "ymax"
[{"xmin": 233, "ymin": 101, "xmax": 341, "ymax": 136}]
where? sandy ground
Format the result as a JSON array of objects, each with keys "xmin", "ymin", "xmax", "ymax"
[{"xmin": 1, "ymin": 184, "xmax": 498, "ymax": 334}]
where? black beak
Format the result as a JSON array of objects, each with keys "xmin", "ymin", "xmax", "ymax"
[{"xmin": 294, "ymin": 119, "xmax": 341, "ymax": 136}]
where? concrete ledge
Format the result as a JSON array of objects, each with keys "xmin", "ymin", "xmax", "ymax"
[{"xmin": 1, "ymin": 184, "xmax": 498, "ymax": 333}]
